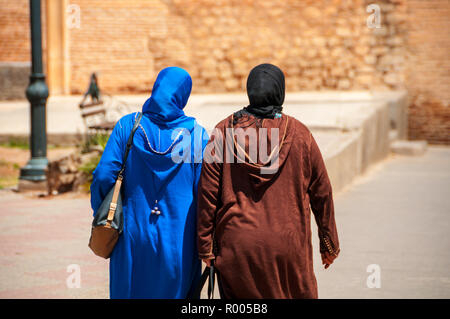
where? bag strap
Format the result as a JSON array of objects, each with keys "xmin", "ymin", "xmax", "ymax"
[
  {"xmin": 118, "ymin": 112, "xmax": 143, "ymax": 177},
  {"xmin": 106, "ymin": 112, "xmax": 143, "ymax": 226},
  {"xmin": 187, "ymin": 263, "xmax": 215, "ymax": 299},
  {"xmin": 208, "ymin": 261, "xmax": 215, "ymax": 299}
]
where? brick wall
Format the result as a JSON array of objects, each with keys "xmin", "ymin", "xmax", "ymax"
[
  {"xmin": 0, "ymin": 0, "xmax": 31, "ymax": 62},
  {"xmin": 68, "ymin": 0, "xmax": 164, "ymax": 94},
  {"xmin": 406, "ymin": 0, "xmax": 450, "ymax": 144},
  {"xmin": 0, "ymin": 0, "xmax": 47, "ymax": 100}
]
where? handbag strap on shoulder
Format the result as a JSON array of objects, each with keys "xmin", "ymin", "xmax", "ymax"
[{"xmin": 118, "ymin": 112, "xmax": 143, "ymax": 177}]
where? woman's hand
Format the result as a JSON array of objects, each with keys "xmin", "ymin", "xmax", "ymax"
[{"xmin": 321, "ymin": 252, "xmax": 337, "ymax": 269}]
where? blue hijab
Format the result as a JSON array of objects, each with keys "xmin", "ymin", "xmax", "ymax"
[{"xmin": 142, "ymin": 66, "xmax": 196, "ymax": 130}]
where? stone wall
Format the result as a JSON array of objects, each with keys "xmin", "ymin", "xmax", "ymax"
[
  {"xmin": 0, "ymin": 62, "xmax": 30, "ymax": 100},
  {"xmin": 67, "ymin": 0, "xmax": 408, "ymax": 94}
]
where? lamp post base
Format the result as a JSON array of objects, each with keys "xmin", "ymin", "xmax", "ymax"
[
  {"xmin": 18, "ymin": 157, "xmax": 48, "ymax": 192},
  {"xmin": 19, "ymin": 157, "xmax": 48, "ymax": 181},
  {"xmin": 18, "ymin": 179, "xmax": 48, "ymax": 193}
]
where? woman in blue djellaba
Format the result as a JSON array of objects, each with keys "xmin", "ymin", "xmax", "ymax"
[{"xmin": 90, "ymin": 67, "xmax": 209, "ymax": 298}]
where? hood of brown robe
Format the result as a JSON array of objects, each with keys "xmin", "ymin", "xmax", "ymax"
[{"xmin": 224, "ymin": 112, "xmax": 295, "ymax": 192}]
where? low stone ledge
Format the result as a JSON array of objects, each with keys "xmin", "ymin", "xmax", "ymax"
[
  {"xmin": 46, "ymin": 150, "xmax": 101, "ymax": 195},
  {"xmin": 390, "ymin": 140, "xmax": 428, "ymax": 156}
]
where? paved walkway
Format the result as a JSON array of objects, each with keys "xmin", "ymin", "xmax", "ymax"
[
  {"xmin": 313, "ymin": 146, "xmax": 450, "ymax": 298},
  {"xmin": 0, "ymin": 147, "xmax": 448, "ymax": 298},
  {"xmin": 0, "ymin": 192, "xmax": 108, "ymax": 298}
]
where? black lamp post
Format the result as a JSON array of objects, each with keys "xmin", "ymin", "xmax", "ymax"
[{"xmin": 19, "ymin": 0, "xmax": 49, "ymax": 183}]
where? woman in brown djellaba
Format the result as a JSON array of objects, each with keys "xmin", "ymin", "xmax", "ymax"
[{"xmin": 197, "ymin": 64, "xmax": 340, "ymax": 299}]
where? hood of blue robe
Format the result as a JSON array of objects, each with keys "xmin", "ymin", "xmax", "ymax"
[
  {"xmin": 131, "ymin": 67, "xmax": 206, "ymax": 201},
  {"xmin": 142, "ymin": 66, "xmax": 196, "ymax": 130}
]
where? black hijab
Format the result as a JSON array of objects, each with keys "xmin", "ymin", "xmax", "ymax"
[{"xmin": 234, "ymin": 64, "xmax": 285, "ymax": 124}]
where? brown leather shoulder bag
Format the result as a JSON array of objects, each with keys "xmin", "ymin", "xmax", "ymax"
[{"xmin": 88, "ymin": 112, "xmax": 143, "ymax": 258}]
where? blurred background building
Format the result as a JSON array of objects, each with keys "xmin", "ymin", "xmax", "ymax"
[{"xmin": 0, "ymin": 0, "xmax": 448, "ymax": 143}]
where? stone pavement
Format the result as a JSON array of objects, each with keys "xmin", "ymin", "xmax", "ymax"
[
  {"xmin": 313, "ymin": 146, "xmax": 450, "ymax": 299},
  {"xmin": 0, "ymin": 191, "xmax": 108, "ymax": 298},
  {"xmin": 0, "ymin": 146, "xmax": 448, "ymax": 299}
]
